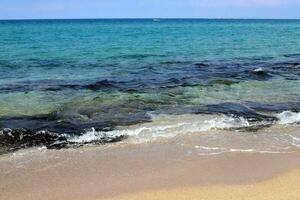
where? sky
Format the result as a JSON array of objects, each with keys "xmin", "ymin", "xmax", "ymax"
[{"xmin": 0, "ymin": 0, "xmax": 300, "ymax": 20}]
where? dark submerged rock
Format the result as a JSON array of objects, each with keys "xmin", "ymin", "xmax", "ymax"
[
  {"xmin": 0, "ymin": 128, "xmax": 67, "ymax": 151},
  {"xmin": 84, "ymin": 79, "xmax": 116, "ymax": 90},
  {"xmin": 0, "ymin": 128, "xmax": 128, "ymax": 154},
  {"xmin": 194, "ymin": 63, "xmax": 209, "ymax": 67},
  {"xmin": 249, "ymin": 68, "xmax": 271, "ymax": 80},
  {"xmin": 208, "ymin": 79, "xmax": 238, "ymax": 86},
  {"xmin": 197, "ymin": 103, "xmax": 277, "ymax": 123}
]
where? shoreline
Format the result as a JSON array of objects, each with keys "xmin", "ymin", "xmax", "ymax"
[{"xmin": 1, "ymin": 134, "xmax": 300, "ymax": 200}]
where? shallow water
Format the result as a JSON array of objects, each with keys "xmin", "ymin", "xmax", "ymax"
[{"xmin": 0, "ymin": 19, "xmax": 300, "ymax": 154}]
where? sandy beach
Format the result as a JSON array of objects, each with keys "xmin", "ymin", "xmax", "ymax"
[
  {"xmin": 102, "ymin": 167, "xmax": 300, "ymax": 200},
  {"xmin": 1, "ymin": 126, "xmax": 300, "ymax": 200}
]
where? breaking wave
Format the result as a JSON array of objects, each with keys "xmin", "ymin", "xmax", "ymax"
[
  {"xmin": 69, "ymin": 111, "xmax": 300, "ymax": 144},
  {"xmin": 1, "ymin": 109, "xmax": 299, "ymax": 155},
  {"xmin": 277, "ymin": 111, "xmax": 300, "ymax": 125}
]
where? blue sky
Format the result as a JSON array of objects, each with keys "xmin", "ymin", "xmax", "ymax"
[{"xmin": 0, "ymin": 0, "xmax": 300, "ymax": 19}]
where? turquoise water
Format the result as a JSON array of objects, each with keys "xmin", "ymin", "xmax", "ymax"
[{"xmin": 0, "ymin": 19, "xmax": 300, "ymax": 153}]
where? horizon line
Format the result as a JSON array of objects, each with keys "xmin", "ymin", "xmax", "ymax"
[{"xmin": 1, "ymin": 17, "xmax": 300, "ymax": 21}]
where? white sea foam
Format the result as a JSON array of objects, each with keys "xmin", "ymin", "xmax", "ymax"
[
  {"xmin": 253, "ymin": 67, "xmax": 264, "ymax": 72},
  {"xmin": 193, "ymin": 145, "xmax": 288, "ymax": 155},
  {"xmin": 288, "ymin": 135, "xmax": 300, "ymax": 148},
  {"xmin": 64, "ymin": 111, "xmax": 300, "ymax": 156},
  {"xmin": 68, "ymin": 111, "xmax": 300, "ymax": 146},
  {"xmin": 68, "ymin": 128, "xmax": 126, "ymax": 143},
  {"xmin": 277, "ymin": 111, "xmax": 300, "ymax": 125},
  {"xmin": 68, "ymin": 114, "xmax": 256, "ymax": 144},
  {"xmin": 194, "ymin": 146, "xmax": 224, "ymax": 150}
]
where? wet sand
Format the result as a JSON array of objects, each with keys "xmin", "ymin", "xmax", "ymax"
[{"xmin": 1, "ymin": 135, "xmax": 300, "ymax": 200}]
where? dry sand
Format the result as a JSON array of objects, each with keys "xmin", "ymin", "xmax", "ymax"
[{"xmin": 102, "ymin": 167, "xmax": 300, "ymax": 200}]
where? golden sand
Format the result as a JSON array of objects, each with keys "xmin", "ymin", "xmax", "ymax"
[
  {"xmin": 1, "ymin": 125, "xmax": 300, "ymax": 200},
  {"xmin": 102, "ymin": 168, "xmax": 300, "ymax": 200}
]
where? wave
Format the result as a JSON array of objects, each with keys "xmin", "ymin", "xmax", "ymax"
[
  {"xmin": 1, "ymin": 100, "xmax": 299, "ymax": 154},
  {"xmin": 277, "ymin": 111, "xmax": 300, "ymax": 125},
  {"xmin": 68, "ymin": 114, "xmax": 250, "ymax": 144},
  {"xmin": 68, "ymin": 111, "xmax": 300, "ymax": 144},
  {"xmin": 0, "ymin": 128, "xmax": 126, "ymax": 155}
]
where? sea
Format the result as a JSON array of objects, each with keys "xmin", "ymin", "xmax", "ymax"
[{"xmin": 0, "ymin": 19, "xmax": 300, "ymax": 155}]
